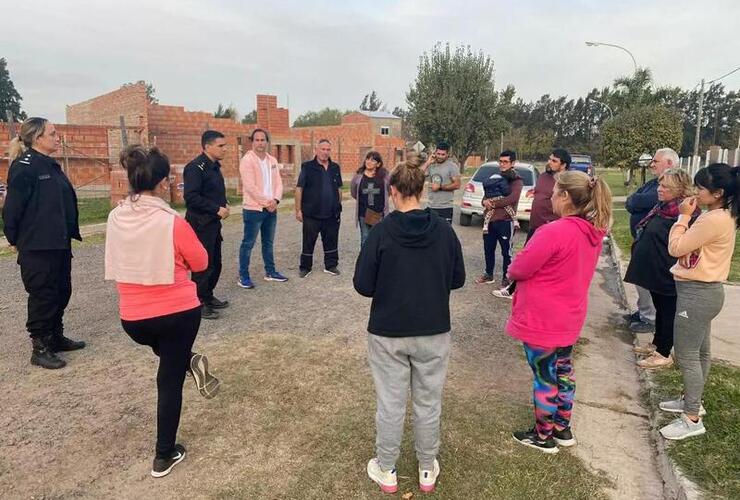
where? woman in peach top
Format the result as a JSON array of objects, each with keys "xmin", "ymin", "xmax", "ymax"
[{"xmin": 659, "ymin": 163, "xmax": 740, "ymax": 441}]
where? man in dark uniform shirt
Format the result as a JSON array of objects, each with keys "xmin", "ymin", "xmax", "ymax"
[
  {"xmin": 295, "ymin": 139, "xmax": 343, "ymax": 277},
  {"xmin": 184, "ymin": 130, "xmax": 230, "ymax": 320},
  {"xmin": 3, "ymin": 118, "xmax": 85, "ymax": 369}
]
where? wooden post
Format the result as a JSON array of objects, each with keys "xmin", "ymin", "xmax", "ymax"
[
  {"xmin": 62, "ymin": 135, "xmax": 70, "ymax": 175},
  {"xmin": 5, "ymin": 111, "xmax": 16, "ymax": 137},
  {"xmin": 119, "ymin": 115, "xmax": 128, "ymax": 147}
]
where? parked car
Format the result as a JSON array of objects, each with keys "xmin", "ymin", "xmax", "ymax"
[
  {"xmin": 570, "ymin": 154, "xmax": 593, "ymax": 176},
  {"xmin": 459, "ymin": 162, "xmax": 539, "ymax": 227}
]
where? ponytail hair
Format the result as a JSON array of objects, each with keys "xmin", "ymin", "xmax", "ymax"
[
  {"xmin": 389, "ymin": 153, "xmax": 425, "ymax": 199},
  {"xmin": 119, "ymin": 145, "xmax": 171, "ymax": 195},
  {"xmin": 556, "ymin": 170, "xmax": 613, "ymax": 230},
  {"xmin": 694, "ymin": 163, "xmax": 740, "ymax": 228},
  {"xmin": 8, "ymin": 117, "xmax": 49, "ymax": 161}
]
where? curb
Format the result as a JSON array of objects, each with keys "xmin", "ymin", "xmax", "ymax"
[{"xmin": 607, "ymin": 234, "xmax": 702, "ymax": 500}]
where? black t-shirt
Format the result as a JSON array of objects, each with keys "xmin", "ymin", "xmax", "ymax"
[{"xmin": 358, "ymin": 174, "xmax": 385, "ymax": 217}]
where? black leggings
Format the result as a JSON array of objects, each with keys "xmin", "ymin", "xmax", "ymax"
[
  {"xmin": 121, "ymin": 307, "xmax": 201, "ymax": 458},
  {"xmin": 649, "ymin": 291, "xmax": 677, "ymax": 358}
]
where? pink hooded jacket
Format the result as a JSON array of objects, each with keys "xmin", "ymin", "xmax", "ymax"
[{"xmin": 505, "ymin": 216, "xmax": 605, "ymax": 348}]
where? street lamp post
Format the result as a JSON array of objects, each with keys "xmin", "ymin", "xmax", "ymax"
[
  {"xmin": 585, "ymin": 41, "xmax": 638, "ymax": 73},
  {"xmin": 587, "ymin": 98, "xmax": 614, "ymax": 120}
]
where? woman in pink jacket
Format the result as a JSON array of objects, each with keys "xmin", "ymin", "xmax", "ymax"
[
  {"xmin": 105, "ymin": 146, "xmax": 220, "ymax": 478},
  {"xmin": 506, "ymin": 170, "xmax": 612, "ymax": 454}
]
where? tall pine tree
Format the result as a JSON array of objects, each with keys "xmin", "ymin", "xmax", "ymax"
[{"xmin": 0, "ymin": 58, "xmax": 26, "ymax": 121}]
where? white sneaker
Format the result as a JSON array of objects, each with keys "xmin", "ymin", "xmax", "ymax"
[
  {"xmin": 419, "ymin": 459, "xmax": 440, "ymax": 492},
  {"xmin": 367, "ymin": 458, "xmax": 397, "ymax": 493},
  {"xmin": 659, "ymin": 396, "xmax": 707, "ymax": 417},
  {"xmin": 660, "ymin": 414, "xmax": 706, "ymax": 440},
  {"xmin": 491, "ymin": 287, "xmax": 513, "ymax": 299}
]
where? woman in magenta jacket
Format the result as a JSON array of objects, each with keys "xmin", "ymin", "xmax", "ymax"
[{"xmin": 506, "ymin": 170, "xmax": 612, "ymax": 454}]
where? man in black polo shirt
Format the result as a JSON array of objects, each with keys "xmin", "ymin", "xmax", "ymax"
[
  {"xmin": 295, "ymin": 139, "xmax": 343, "ymax": 277},
  {"xmin": 184, "ymin": 130, "xmax": 230, "ymax": 319}
]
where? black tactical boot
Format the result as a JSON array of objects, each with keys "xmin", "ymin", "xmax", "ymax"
[
  {"xmin": 31, "ymin": 337, "xmax": 67, "ymax": 369},
  {"xmin": 50, "ymin": 334, "xmax": 86, "ymax": 352}
]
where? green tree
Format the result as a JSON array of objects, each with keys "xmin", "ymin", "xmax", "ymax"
[
  {"xmin": 601, "ymin": 105, "xmax": 683, "ymax": 170},
  {"xmin": 293, "ymin": 107, "xmax": 349, "ymax": 127},
  {"xmin": 0, "ymin": 58, "xmax": 26, "ymax": 121},
  {"xmin": 406, "ymin": 43, "xmax": 506, "ymax": 166},
  {"xmin": 214, "ymin": 103, "xmax": 238, "ymax": 120},
  {"xmin": 242, "ymin": 109, "xmax": 257, "ymax": 124},
  {"xmin": 360, "ymin": 91, "xmax": 383, "ymax": 111}
]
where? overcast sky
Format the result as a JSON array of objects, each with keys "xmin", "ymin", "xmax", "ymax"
[{"xmin": 3, "ymin": 0, "xmax": 739, "ymax": 124}]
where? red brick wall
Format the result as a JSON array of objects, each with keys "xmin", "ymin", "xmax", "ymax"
[
  {"xmin": 66, "ymin": 82, "xmax": 149, "ymax": 137},
  {"xmin": 146, "ymin": 103, "xmax": 300, "ymax": 185},
  {"xmin": 292, "ymin": 119, "xmax": 406, "ymax": 175},
  {"xmin": 1, "ymin": 122, "xmax": 143, "ymax": 188}
]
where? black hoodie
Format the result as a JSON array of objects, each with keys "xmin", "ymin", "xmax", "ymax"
[{"xmin": 353, "ymin": 208, "xmax": 465, "ymax": 337}]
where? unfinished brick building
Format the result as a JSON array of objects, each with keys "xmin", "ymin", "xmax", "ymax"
[
  {"xmin": 2, "ymin": 82, "xmax": 408, "ymax": 200},
  {"xmin": 293, "ymin": 111, "xmax": 406, "ymax": 173},
  {"xmin": 65, "ymin": 83, "xmax": 301, "ymax": 189}
]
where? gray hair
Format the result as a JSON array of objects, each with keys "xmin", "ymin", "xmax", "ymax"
[{"xmin": 654, "ymin": 147, "xmax": 679, "ymax": 167}]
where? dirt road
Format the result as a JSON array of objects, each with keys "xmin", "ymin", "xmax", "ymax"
[{"xmin": 0, "ymin": 203, "xmax": 663, "ymax": 499}]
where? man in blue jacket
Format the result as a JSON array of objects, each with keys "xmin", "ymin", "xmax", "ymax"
[{"xmin": 624, "ymin": 147, "xmax": 679, "ymax": 332}]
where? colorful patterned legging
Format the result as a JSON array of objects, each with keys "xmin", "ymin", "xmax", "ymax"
[{"xmin": 522, "ymin": 343, "xmax": 575, "ymax": 439}]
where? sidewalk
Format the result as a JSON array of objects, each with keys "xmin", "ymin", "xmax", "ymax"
[{"xmin": 613, "ymin": 241, "xmax": 739, "ymax": 367}]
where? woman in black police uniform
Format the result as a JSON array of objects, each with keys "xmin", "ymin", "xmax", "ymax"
[{"xmin": 3, "ymin": 117, "xmax": 85, "ymax": 369}]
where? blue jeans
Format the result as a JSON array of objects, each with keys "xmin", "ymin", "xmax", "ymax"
[
  {"xmin": 239, "ymin": 209, "xmax": 277, "ymax": 279},
  {"xmin": 359, "ymin": 218, "xmax": 373, "ymax": 247}
]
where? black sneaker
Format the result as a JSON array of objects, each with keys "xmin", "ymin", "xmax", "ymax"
[
  {"xmin": 207, "ymin": 297, "xmax": 229, "ymax": 309},
  {"xmin": 299, "ymin": 268, "xmax": 312, "ymax": 278},
  {"xmin": 553, "ymin": 427, "xmax": 577, "ymax": 447},
  {"xmin": 513, "ymin": 429, "xmax": 559, "ymax": 454},
  {"xmin": 151, "ymin": 444, "xmax": 186, "ymax": 478},
  {"xmin": 201, "ymin": 305, "xmax": 220, "ymax": 320},
  {"xmin": 324, "ymin": 267, "xmax": 341, "ymax": 276}
]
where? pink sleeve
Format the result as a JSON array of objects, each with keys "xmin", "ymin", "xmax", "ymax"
[
  {"xmin": 274, "ymin": 162, "xmax": 284, "ymax": 201},
  {"xmin": 173, "ymin": 217, "xmax": 208, "ymax": 272},
  {"xmin": 507, "ymin": 224, "xmax": 557, "ymax": 281},
  {"xmin": 240, "ymin": 155, "xmax": 271, "ymax": 207}
]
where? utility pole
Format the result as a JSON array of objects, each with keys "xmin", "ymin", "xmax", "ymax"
[
  {"xmin": 692, "ymin": 66, "xmax": 740, "ymax": 157},
  {"xmin": 693, "ymin": 79, "xmax": 705, "ymax": 157}
]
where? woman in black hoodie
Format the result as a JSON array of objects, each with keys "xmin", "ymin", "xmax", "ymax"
[{"xmin": 353, "ymin": 154, "xmax": 465, "ymax": 494}]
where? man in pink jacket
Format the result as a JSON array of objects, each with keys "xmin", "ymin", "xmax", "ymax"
[{"xmin": 237, "ymin": 129, "xmax": 287, "ymax": 288}]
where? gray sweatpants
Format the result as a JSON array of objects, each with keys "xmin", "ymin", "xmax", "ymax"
[
  {"xmin": 367, "ymin": 332, "xmax": 451, "ymax": 471},
  {"xmin": 673, "ymin": 281, "xmax": 724, "ymax": 416}
]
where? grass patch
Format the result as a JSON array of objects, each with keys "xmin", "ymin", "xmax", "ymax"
[
  {"xmin": 649, "ymin": 363, "xmax": 740, "ymax": 499},
  {"xmin": 595, "ymin": 168, "xmax": 630, "ymax": 197},
  {"xmin": 610, "ymin": 202, "xmax": 632, "ymax": 257},
  {"xmin": 196, "ymin": 333, "xmax": 608, "ymax": 499}
]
